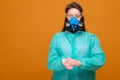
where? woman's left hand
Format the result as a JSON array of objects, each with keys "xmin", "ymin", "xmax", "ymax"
[
  {"xmin": 67, "ymin": 58, "xmax": 82, "ymax": 66},
  {"xmin": 62, "ymin": 58, "xmax": 82, "ymax": 70}
]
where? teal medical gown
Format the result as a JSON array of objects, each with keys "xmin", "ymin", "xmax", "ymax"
[{"xmin": 47, "ymin": 31, "xmax": 106, "ymax": 80}]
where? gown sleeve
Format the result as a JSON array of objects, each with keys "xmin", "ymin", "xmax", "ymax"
[
  {"xmin": 79, "ymin": 34, "xmax": 106, "ymax": 71},
  {"xmin": 47, "ymin": 34, "xmax": 66, "ymax": 71}
]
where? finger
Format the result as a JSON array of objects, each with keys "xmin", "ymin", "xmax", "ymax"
[
  {"xmin": 65, "ymin": 65, "xmax": 73, "ymax": 70},
  {"xmin": 68, "ymin": 60, "xmax": 81, "ymax": 66}
]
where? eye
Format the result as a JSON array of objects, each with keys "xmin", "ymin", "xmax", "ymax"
[
  {"xmin": 67, "ymin": 14, "xmax": 73, "ymax": 18},
  {"xmin": 75, "ymin": 14, "xmax": 81, "ymax": 18},
  {"xmin": 66, "ymin": 14, "xmax": 81, "ymax": 19}
]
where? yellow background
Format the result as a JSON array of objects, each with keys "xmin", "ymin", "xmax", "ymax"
[{"xmin": 0, "ymin": 0, "xmax": 120, "ymax": 80}]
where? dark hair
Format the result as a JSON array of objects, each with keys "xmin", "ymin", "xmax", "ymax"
[{"xmin": 62, "ymin": 2, "xmax": 86, "ymax": 31}]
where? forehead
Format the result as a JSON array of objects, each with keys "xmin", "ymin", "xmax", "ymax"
[{"xmin": 67, "ymin": 8, "xmax": 80, "ymax": 14}]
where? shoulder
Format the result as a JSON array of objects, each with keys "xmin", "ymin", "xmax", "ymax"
[
  {"xmin": 52, "ymin": 32, "xmax": 65, "ymax": 37},
  {"xmin": 84, "ymin": 31, "xmax": 96, "ymax": 37},
  {"xmin": 50, "ymin": 32, "xmax": 64, "ymax": 41},
  {"xmin": 81, "ymin": 31, "xmax": 97, "ymax": 39},
  {"xmin": 84, "ymin": 31, "xmax": 100, "ymax": 41}
]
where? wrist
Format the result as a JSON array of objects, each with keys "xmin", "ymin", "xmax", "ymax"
[{"xmin": 62, "ymin": 58, "xmax": 66, "ymax": 66}]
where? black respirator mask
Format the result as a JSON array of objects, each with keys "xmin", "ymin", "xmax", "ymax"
[{"xmin": 66, "ymin": 17, "xmax": 83, "ymax": 33}]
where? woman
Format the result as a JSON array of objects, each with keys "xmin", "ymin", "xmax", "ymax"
[{"xmin": 47, "ymin": 2, "xmax": 106, "ymax": 80}]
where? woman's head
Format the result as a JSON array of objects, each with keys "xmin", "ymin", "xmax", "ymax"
[
  {"xmin": 66, "ymin": 8, "xmax": 82, "ymax": 21},
  {"xmin": 62, "ymin": 2, "xmax": 86, "ymax": 32}
]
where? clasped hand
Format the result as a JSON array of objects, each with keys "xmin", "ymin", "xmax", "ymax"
[{"xmin": 62, "ymin": 58, "xmax": 82, "ymax": 70}]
